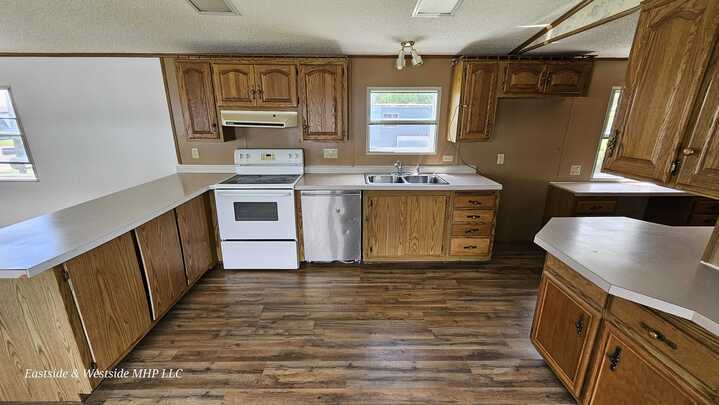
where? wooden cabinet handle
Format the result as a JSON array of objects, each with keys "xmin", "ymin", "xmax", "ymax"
[
  {"xmin": 640, "ymin": 322, "xmax": 677, "ymax": 350},
  {"xmin": 608, "ymin": 346, "xmax": 622, "ymax": 371}
]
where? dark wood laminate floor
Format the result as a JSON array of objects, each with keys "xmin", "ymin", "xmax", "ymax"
[{"xmin": 86, "ymin": 250, "xmax": 574, "ymax": 404}]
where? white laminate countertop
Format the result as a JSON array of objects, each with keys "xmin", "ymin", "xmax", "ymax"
[
  {"xmin": 550, "ymin": 181, "xmax": 690, "ymax": 196},
  {"xmin": 0, "ymin": 173, "xmax": 233, "ymax": 279},
  {"xmin": 534, "ymin": 217, "xmax": 719, "ymax": 336},
  {"xmin": 295, "ymin": 173, "xmax": 503, "ymax": 191}
]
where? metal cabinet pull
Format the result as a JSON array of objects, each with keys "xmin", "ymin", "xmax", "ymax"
[
  {"xmin": 463, "ymin": 245, "xmax": 477, "ymax": 250},
  {"xmin": 608, "ymin": 346, "xmax": 622, "ymax": 371},
  {"xmin": 464, "ymin": 228, "xmax": 479, "ymax": 234},
  {"xmin": 639, "ymin": 322, "xmax": 677, "ymax": 350},
  {"xmin": 575, "ymin": 316, "xmax": 585, "ymax": 337},
  {"xmin": 468, "ymin": 200, "xmax": 484, "ymax": 205},
  {"xmin": 467, "ymin": 215, "xmax": 482, "ymax": 219}
]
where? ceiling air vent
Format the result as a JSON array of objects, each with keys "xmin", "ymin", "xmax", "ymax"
[
  {"xmin": 186, "ymin": 0, "xmax": 240, "ymax": 15},
  {"xmin": 411, "ymin": 0, "xmax": 464, "ymax": 17}
]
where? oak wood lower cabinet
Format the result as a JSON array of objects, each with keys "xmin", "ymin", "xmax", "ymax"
[
  {"xmin": 362, "ymin": 191, "xmax": 498, "ymax": 262},
  {"xmin": 175, "ymin": 193, "xmax": 217, "ymax": 283},
  {"xmin": 134, "ymin": 210, "xmax": 188, "ymax": 319},
  {"xmin": 63, "ymin": 233, "xmax": 152, "ymax": 372}
]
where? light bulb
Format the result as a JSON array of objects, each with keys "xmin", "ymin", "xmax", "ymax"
[
  {"xmin": 396, "ymin": 47, "xmax": 406, "ymax": 70},
  {"xmin": 410, "ymin": 47, "xmax": 424, "ymax": 66}
]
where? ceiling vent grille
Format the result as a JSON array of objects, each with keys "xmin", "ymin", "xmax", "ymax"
[
  {"xmin": 411, "ymin": 0, "xmax": 464, "ymax": 17},
  {"xmin": 186, "ymin": 0, "xmax": 240, "ymax": 15}
]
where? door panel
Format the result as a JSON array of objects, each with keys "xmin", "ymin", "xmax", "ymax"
[
  {"xmin": 176, "ymin": 62, "xmax": 219, "ymax": 139},
  {"xmin": 176, "ymin": 194, "xmax": 216, "ymax": 284},
  {"xmin": 405, "ymin": 195, "xmax": 447, "ymax": 257},
  {"xmin": 460, "ymin": 62, "xmax": 498, "ymax": 140},
  {"xmin": 254, "ymin": 64, "xmax": 298, "ymax": 107},
  {"xmin": 299, "ymin": 64, "xmax": 345, "ymax": 140},
  {"xmin": 64, "ymin": 233, "xmax": 151, "ymax": 371},
  {"xmin": 503, "ymin": 62, "xmax": 545, "ymax": 94},
  {"xmin": 212, "ymin": 64, "xmax": 255, "ymax": 107},
  {"xmin": 603, "ymin": 0, "xmax": 719, "ymax": 183},
  {"xmin": 134, "ymin": 211, "xmax": 187, "ymax": 319},
  {"xmin": 545, "ymin": 62, "xmax": 593, "ymax": 96}
]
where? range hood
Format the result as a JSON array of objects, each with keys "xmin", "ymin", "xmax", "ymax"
[{"xmin": 220, "ymin": 110, "xmax": 298, "ymax": 128}]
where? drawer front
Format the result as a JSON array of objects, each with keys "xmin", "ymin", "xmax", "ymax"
[
  {"xmin": 451, "ymin": 223, "xmax": 492, "ymax": 237},
  {"xmin": 688, "ymin": 214, "xmax": 717, "ymax": 226},
  {"xmin": 449, "ymin": 237, "xmax": 490, "ymax": 256},
  {"xmin": 452, "ymin": 209, "xmax": 494, "ymax": 224},
  {"xmin": 544, "ymin": 255, "xmax": 608, "ymax": 310},
  {"xmin": 574, "ymin": 200, "xmax": 616, "ymax": 215},
  {"xmin": 454, "ymin": 194, "xmax": 496, "ymax": 209},
  {"xmin": 609, "ymin": 297, "xmax": 719, "ymax": 391},
  {"xmin": 693, "ymin": 200, "xmax": 719, "ymax": 215}
]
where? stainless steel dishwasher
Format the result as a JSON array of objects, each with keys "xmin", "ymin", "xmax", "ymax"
[{"xmin": 300, "ymin": 190, "xmax": 361, "ymax": 262}]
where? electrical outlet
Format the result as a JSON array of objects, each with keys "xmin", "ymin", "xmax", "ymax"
[
  {"xmin": 323, "ymin": 148, "xmax": 338, "ymax": 159},
  {"xmin": 496, "ymin": 153, "xmax": 505, "ymax": 165},
  {"xmin": 442, "ymin": 155, "xmax": 454, "ymax": 162},
  {"xmin": 570, "ymin": 165, "xmax": 582, "ymax": 176},
  {"xmin": 191, "ymin": 148, "xmax": 200, "ymax": 159}
]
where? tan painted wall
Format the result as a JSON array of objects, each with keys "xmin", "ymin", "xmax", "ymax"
[{"xmin": 169, "ymin": 57, "xmax": 627, "ymax": 242}]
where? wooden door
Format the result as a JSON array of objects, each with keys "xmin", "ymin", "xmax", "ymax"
[
  {"xmin": 63, "ymin": 233, "xmax": 151, "ymax": 371},
  {"xmin": 176, "ymin": 62, "xmax": 219, "ymax": 140},
  {"xmin": 459, "ymin": 62, "xmax": 498, "ymax": 141},
  {"xmin": 176, "ymin": 193, "xmax": 216, "ymax": 284},
  {"xmin": 586, "ymin": 325, "xmax": 706, "ymax": 405},
  {"xmin": 363, "ymin": 192, "xmax": 447, "ymax": 260},
  {"xmin": 544, "ymin": 61, "xmax": 593, "ymax": 96},
  {"xmin": 603, "ymin": 0, "xmax": 719, "ymax": 183},
  {"xmin": 531, "ymin": 273, "xmax": 600, "ymax": 398},
  {"xmin": 134, "ymin": 211, "xmax": 188, "ymax": 319},
  {"xmin": 503, "ymin": 62, "xmax": 545, "ymax": 94},
  {"xmin": 298, "ymin": 63, "xmax": 346, "ymax": 140},
  {"xmin": 676, "ymin": 41, "xmax": 719, "ymax": 198},
  {"xmin": 212, "ymin": 63, "xmax": 255, "ymax": 107},
  {"xmin": 254, "ymin": 64, "xmax": 298, "ymax": 107}
]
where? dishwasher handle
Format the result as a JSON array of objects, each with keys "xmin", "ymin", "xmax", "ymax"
[{"xmin": 301, "ymin": 190, "xmax": 361, "ymax": 196}]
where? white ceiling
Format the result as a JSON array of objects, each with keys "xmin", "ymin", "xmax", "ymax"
[{"xmin": 0, "ymin": 0, "xmax": 632, "ymax": 56}]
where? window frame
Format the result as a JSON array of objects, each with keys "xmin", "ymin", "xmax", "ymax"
[
  {"xmin": 592, "ymin": 86, "xmax": 623, "ymax": 180},
  {"xmin": 0, "ymin": 86, "xmax": 38, "ymax": 182},
  {"xmin": 366, "ymin": 86, "xmax": 441, "ymax": 155}
]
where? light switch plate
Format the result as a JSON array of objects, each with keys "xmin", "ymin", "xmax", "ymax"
[
  {"xmin": 570, "ymin": 165, "xmax": 582, "ymax": 176},
  {"xmin": 191, "ymin": 148, "xmax": 200, "ymax": 159},
  {"xmin": 442, "ymin": 155, "xmax": 454, "ymax": 162},
  {"xmin": 496, "ymin": 153, "xmax": 505, "ymax": 165},
  {"xmin": 323, "ymin": 148, "xmax": 338, "ymax": 159}
]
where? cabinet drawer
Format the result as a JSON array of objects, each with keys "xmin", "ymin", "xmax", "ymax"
[
  {"xmin": 454, "ymin": 193, "xmax": 496, "ymax": 209},
  {"xmin": 544, "ymin": 254, "xmax": 608, "ymax": 310},
  {"xmin": 609, "ymin": 297, "xmax": 719, "ymax": 391},
  {"xmin": 452, "ymin": 209, "xmax": 494, "ymax": 224},
  {"xmin": 693, "ymin": 200, "xmax": 719, "ymax": 215},
  {"xmin": 688, "ymin": 214, "xmax": 718, "ymax": 226},
  {"xmin": 449, "ymin": 237, "xmax": 490, "ymax": 256},
  {"xmin": 451, "ymin": 223, "xmax": 492, "ymax": 237},
  {"xmin": 574, "ymin": 200, "xmax": 616, "ymax": 215}
]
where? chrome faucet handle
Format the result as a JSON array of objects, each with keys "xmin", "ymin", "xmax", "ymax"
[
  {"xmin": 414, "ymin": 163, "xmax": 421, "ymax": 174},
  {"xmin": 393, "ymin": 160, "xmax": 403, "ymax": 175}
]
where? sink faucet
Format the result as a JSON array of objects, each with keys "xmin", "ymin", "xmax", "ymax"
[
  {"xmin": 392, "ymin": 160, "xmax": 403, "ymax": 175},
  {"xmin": 414, "ymin": 163, "xmax": 421, "ymax": 174}
]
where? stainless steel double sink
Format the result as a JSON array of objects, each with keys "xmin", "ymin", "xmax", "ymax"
[{"xmin": 365, "ymin": 174, "xmax": 449, "ymax": 185}]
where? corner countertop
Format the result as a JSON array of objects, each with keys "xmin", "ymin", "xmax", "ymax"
[
  {"xmin": 534, "ymin": 217, "xmax": 718, "ymax": 336},
  {"xmin": 550, "ymin": 181, "xmax": 690, "ymax": 196},
  {"xmin": 295, "ymin": 173, "xmax": 503, "ymax": 191},
  {"xmin": 0, "ymin": 173, "xmax": 233, "ymax": 279}
]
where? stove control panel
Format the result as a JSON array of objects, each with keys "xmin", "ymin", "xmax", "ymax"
[{"xmin": 234, "ymin": 149, "xmax": 304, "ymax": 166}]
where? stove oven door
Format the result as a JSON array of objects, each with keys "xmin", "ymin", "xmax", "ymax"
[{"xmin": 215, "ymin": 189, "xmax": 296, "ymax": 240}]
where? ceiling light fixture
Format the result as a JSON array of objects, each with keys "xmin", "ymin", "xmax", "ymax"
[
  {"xmin": 396, "ymin": 41, "xmax": 424, "ymax": 70},
  {"xmin": 185, "ymin": 0, "xmax": 241, "ymax": 15},
  {"xmin": 412, "ymin": 0, "xmax": 464, "ymax": 18}
]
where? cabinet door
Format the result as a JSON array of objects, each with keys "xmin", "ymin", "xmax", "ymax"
[
  {"xmin": 176, "ymin": 62, "xmax": 219, "ymax": 140},
  {"xmin": 531, "ymin": 273, "xmax": 600, "ymax": 398},
  {"xmin": 212, "ymin": 63, "xmax": 255, "ymax": 107},
  {"xmin": 586, "ymin": 326, "xmax": 706, "ymax": 405},
  {"xmin": 676, "ymin": 42, "xmax": 719, "ymax": 198},
  {"xmin": 503, "ymin": 62, "xmax": 545, "ymax": 94},
  {"xmin": 364, "ymin": 192, "xmax": 447, "ymax": 260},
  {"xmin": 459, "ymin": 62, "xmax": 498, "ymax": 141},
  {"xmin": 64, "ymin": 233, "xmax": 151, "ymax": 371},
  {"xmin": 134, "ymin": 211, "xmax": 188, "ymax": 319},
  {"xmin": 176, "ymin": 193, "xmax": 216, "ymax": 284},
  {"xmin": 298, "ymin": 63, "xmax": 346, "ymax": 140},
  {"xmin": 544, "ymin": 62, "xmax": 593, "ymax": 96},
  {"xmin": 603, "ymin": 0, "xmax": 719, "ymax": 183},
  {"xmin": 254, "ymin": 64, "xmax": 298, "ymax": 107}
]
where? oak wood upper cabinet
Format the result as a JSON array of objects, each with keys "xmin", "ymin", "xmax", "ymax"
[
  {"xmin": 63, "ymin": 233, "xmax": 151, "ymax": 371},
  {"xmin": 298, "ymin": 62, "xmax": 348, "ymax": 141},
  {"xmin": 254, "ymin": 64, "xmax": 298, "ymax": 107},
  {"xmin": 176, "ymin": 61, "xmax": 219, "ymax": 140},
  {"xmin": 585, "ymin": 325, "xmax": 707, "ymax": 405},
  {"xmin": 544, "ymin": 61, "xmax": 593, "ymax": 96},
  {"xmin": 447, "ymin": 61, "xmax": 498, "ymax": 142},
  {"xmin": 363, "ymin": 191, "xmax": 448, "ymax": 261},
  {"xmin": 134, "ymin": 211, "xmax": 188, "ymax": 319},
  {"xmin": 212, "ymin": 63, "xmax": 255, "ymax": 107},
  {"xmin": 603, "ymin": 0, "xmax": 719, "ymax": 184},
  {"xmin": 212, "ymin": 63, "xmax": 298, "ymax": 108},
  {"xmin": 175, "ymin": 193, "xmax": 216, "ymax": 284},
  {"xmin": 503, "ymin": 62, "xmax": 545, "ymax": 95},
  {"xmin": 531, "ymin": 272, "xmax": 601, "ymax": 399}
]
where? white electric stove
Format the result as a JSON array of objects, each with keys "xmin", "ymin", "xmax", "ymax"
[{"xmin": 212, "ymin": 149, "xmax": 303, "ymax": 270}]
